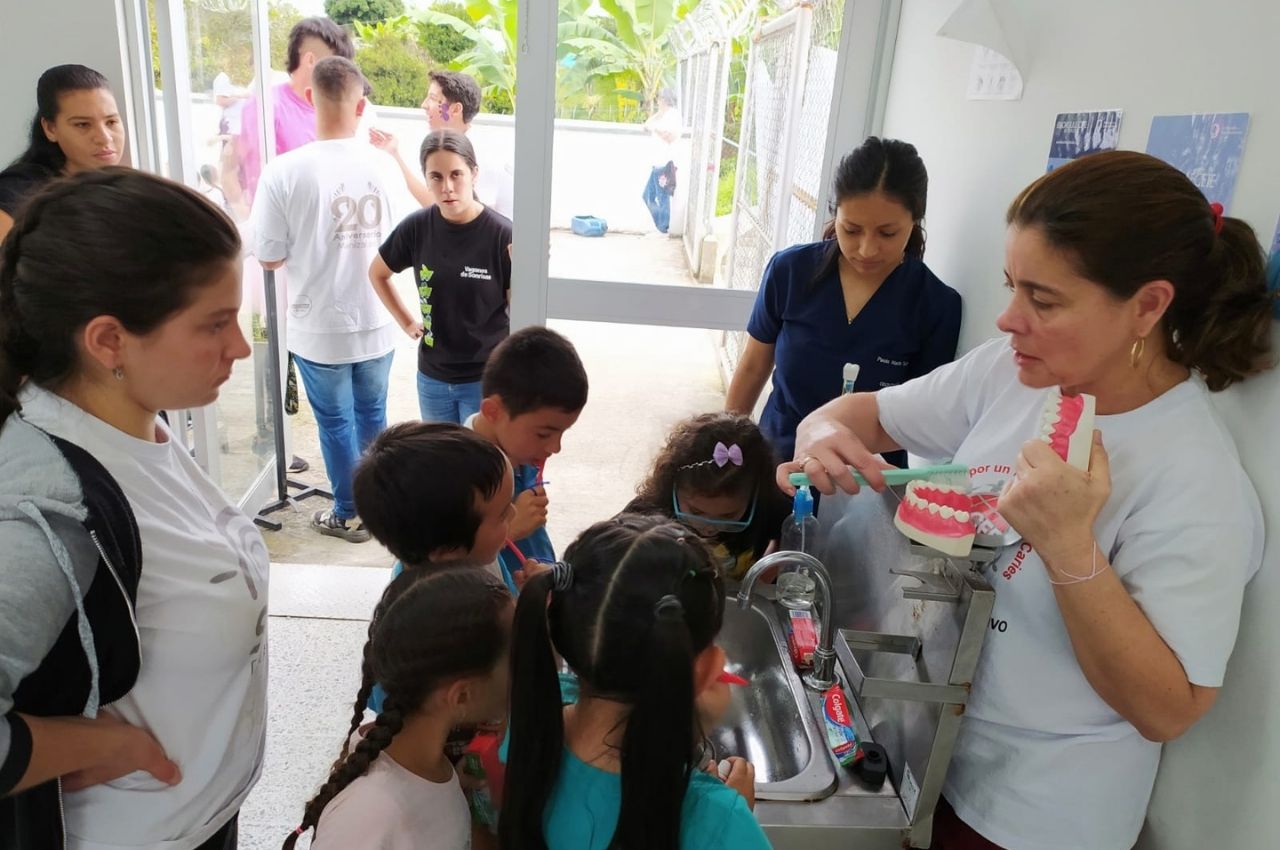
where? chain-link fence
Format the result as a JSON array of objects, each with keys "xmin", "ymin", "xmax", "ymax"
[
  {"xmin": 672, "ymin": 2, "xmax": 735, "ymax": 278},
  {"xmin": 786, "ymin": 0, "xmax": 845, "ymax": 246},
  {"xmin": 720, "ymin": 4, "xmax": 811, "ymax": 364},
  {"xmin": 720, "ymin": 0, "xmax": 846, "ymax": 368}
]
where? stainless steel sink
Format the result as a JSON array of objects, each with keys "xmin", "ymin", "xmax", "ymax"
[{"xmin": 705, "ymin": 594, "xmax": 838, "ymax": 801}]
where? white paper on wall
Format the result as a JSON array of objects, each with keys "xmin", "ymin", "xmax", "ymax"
[
  {"xmin": 938, "ymin": 0, "xmax": 1026, "ymax": 101},
  {"xmin": 966, "ymin": 47, "xmax": 1024, "ymax": 100}
]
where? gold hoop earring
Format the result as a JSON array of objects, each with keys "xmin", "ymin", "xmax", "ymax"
[{"xmin": 1129, "ymin": 337, "xmax": 1145, "ymax": 369}]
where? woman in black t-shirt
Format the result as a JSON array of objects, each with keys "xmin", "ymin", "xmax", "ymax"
[
  {"xmin": 370, "ymin": 129, "xmax": 513, "ymax": 424},
  {"xmin": 0, "ymin": 65, "xmax": 125, "ymax": 242}
]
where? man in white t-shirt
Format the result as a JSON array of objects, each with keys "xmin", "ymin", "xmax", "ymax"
[
  {"xmin": 368, "ymin": 69, "xmax": 515, "ymax": 220},
  {"xmin": 252, "ymin": 57, "xmax": 401, "ymax": 543},
  {"xmin": 641, "ymin": 88, "xmax": 682, "ymax": 234}
]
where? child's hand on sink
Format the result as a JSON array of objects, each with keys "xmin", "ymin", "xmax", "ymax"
[{"xmin": 714, "ymin": 756, "xmax": 757, "ymax": 810}]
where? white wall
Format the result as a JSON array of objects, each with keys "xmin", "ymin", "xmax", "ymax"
[
  {"xmin": 0, "ymin": 0, "xmax": 141, "ymax": 167},
  {"xmin": 880, "ymin": 2, "xmax": 1279, "ymax": 846},
  {"xmin": 381, "ymin": 110, "xmax": 690, "ymax": 235}
]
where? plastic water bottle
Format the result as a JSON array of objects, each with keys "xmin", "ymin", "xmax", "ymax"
[{"xmin": 778, "ymin": 487, "xmax": 818, "ymax": 609}]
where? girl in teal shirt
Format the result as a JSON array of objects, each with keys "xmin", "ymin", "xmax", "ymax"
[{"xmin": 500, "ymin": 515, "xmax": 772, "ymax": 850}]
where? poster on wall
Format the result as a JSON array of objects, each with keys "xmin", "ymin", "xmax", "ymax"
[
  {"xmin": 967, "ymin": 47, "xmax": 1023, "ymax": 100},
  {"xmin": 1145, "ymin": 113, "xmax": 1251, "ymax": 210},
  {"xmin": 1045, "ymin": 110, "xmax": 1124, "ymax": 171}
]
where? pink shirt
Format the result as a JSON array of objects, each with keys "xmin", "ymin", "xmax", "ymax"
[
  {"xmin": 309, "ymin": 750, "xmax": 471, "ymax": 850},
  {"xmin": 237, "ymin": 82, "xmax": 316, "ymax": 204}
]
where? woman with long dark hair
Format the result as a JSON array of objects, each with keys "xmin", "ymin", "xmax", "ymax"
[
  {"xmin": 370, "ymin": 129, "xmax": 513, "ymax": 424},
  {"xmin": 0, "ymin": 64, "xmax": 125, "ymax": 241},
  {"xmin": 0, "ymin": 169, "xmax": 266, "ymax": 850},
  {"xmin": 726, "ymin": 137, "xmax": 962, "ymax": 467}
]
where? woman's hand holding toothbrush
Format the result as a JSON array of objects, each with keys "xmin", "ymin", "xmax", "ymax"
[{"xmin": 780, "ymin": 393, "xmax": 903, "ymax": 496}]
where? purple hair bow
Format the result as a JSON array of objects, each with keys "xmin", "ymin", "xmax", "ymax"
[{"xmin": 713, "ymin": 442, "xmax": 743, "ymax": 468}]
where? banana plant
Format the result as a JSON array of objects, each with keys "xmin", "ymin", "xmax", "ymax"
[
  {"xmin": 415, "ymin": 0, "xmax": 520, "ymax": 107},
  {"xmin": 414, "ymin": 0, "xmax": 700, "ymax": 119},
  {"xmin": 558, "ymin": 0, "xmax": 698, "ymax": 114}
]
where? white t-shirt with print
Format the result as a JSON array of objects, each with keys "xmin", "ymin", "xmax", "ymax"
[
  {"xmin": 19, "ymin": 385, "xmax": 270, "ymax": 850},
  {"xmin": 877, "ymin": 336, "xmax": 1262, "ymax": 850},
  {"xmin": 311, "ymin": 749, "xmax": 470, "ymax": 850},
  {"xmin": 252, "ymin": 136, "xmax": 400, "ymax": 365},
  {"xmin": 468, "ymin": 132, "xmax": 514, "ymax": 221}
]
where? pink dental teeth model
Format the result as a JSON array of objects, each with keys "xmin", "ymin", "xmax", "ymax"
[
  {"xmin": 893, "ymin": 481, "xmax": 977, "ymax": 558},
  {"xmin": 1039, "ymin": 388, "xmax": 1097, "ymax": 470}
]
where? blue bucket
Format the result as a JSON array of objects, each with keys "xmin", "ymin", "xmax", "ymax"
[{"xmin": 571, "ymin": 215, "xmax": 608, "ymax": 237}]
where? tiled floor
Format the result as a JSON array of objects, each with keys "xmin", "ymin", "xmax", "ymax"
[{"xmin": 239, "ymin": 564, "xmax": 390, "ymax": 850}]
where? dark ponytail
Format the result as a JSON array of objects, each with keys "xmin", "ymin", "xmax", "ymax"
[
  {"xmin": 497, "ymin": 569, "xmax": 566, "ymax": 850},
  {"xmin": 1008, "ymin": 150, "xmax": 1274, "ymax": 391},
  {"xmin": 0, "ymin": 168, "xmax": 240, "ymax": 424},
  {"xmin": 816, "ymin": 136, "xmax": 928, "ymax": 283},
  {"xmin": 500, "ymin": 515, "xmax": 724, "ymax": 850},
  {"xmin": 286, "ymin": 566, "xmax": 512, "ymax": 849},
  {"xmin": 617, "ymin": 604, "xmax": 697, "ymax": 850},
  {"xmin": 5, "ymin": 64, "xmax": 112, "ymax": 176}
]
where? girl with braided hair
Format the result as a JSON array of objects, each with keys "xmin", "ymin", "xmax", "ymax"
[
  {"xmin": 500, "ymin": 515, "xmax": 771, "ymax": 850},
  {"xmin": 285, "ymin": 566, "xmax": 513, "ymax": 850}
]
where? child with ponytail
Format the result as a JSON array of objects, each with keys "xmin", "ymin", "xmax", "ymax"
[
  {"xmin": 499, "ymin": 515, "xmax": 771, "ymax": 850},
  {"xmin": 285, "ymin": 566, "xmax": 513, "ymax": 850}
]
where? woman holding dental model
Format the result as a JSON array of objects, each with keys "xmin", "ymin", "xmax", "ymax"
[{"xmin": 781, "ymin": 151, "xmax": 1274, "ymax": 850}]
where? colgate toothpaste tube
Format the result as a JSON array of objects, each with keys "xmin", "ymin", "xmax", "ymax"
[
  {"xmin": 786, "ymin": 609, "xmax": 818, "ymax": 669},
  {"xmin": 822, "ymin": 684, "xmax": 860, "ymax": 767}
]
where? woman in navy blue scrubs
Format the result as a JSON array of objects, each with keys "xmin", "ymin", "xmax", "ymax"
[{"xmin": 725, "ymin": 137, "xmax": 961, "ymax": 467}]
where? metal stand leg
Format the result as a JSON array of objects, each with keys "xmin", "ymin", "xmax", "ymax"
[{"xmin": 253, "ymin": 270, "xmax": 330, "ymax": 531}]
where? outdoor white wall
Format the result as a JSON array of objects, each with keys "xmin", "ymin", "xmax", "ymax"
[
  {"xmin": 151, "ymin": 100, "xmax": 689, "ymax": 238},
  {"xmin": 0, "ymin": 0, "xmax": 141, "ymax": 167},
  {"xmin": 880, "ymin": 1, "xmax": 1279, "ymax": 847},
  {"xmin": 378, "ymin": 108, "xmax": 690, "ymax": 235}
]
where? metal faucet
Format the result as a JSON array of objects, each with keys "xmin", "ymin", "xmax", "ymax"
[{"xmin": 736, "ymin": 550, "xmax": 837, "ymax": 691}]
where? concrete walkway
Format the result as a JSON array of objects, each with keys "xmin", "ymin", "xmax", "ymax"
[{"xmin": 261, "ymin": 230, "xmax": 724, "ymax": 566}]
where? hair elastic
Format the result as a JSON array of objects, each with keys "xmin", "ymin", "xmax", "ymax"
[
  {"xmin": 551, "ymin": 560, "xmax": 574, "ymax": 591},
  {"xmin": 1210, "ymin": 202, "xmax": 1225, "ymax": 236},
  {"xmin": 654, "ymin": 594, "xmax": 685, "ymax": 620}
]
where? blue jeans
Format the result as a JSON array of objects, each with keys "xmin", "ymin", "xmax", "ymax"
[
  {"xmin": 417, "ymin": 372, "xmax": 483, "ymax": 424},
  {"xmin": 642, "ymin": 165, "xmax": 671, "ymax": 233},
  {"xmin": 293, "ymin": 351, "xmax": 394, "ymax": 520}
]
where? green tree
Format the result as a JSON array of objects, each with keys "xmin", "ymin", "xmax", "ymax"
[
  {"xmin": 417, "ymin": 1, "xmax": 472, "ymax": 65},
  {"xmin": 416, "ymin": 0, "xmax": 519, "ymax": 113},
  {"xmin": 149, "ymin": 0, "xmax": 305, "ymax": 89},
  {"xmin": 558, "ymin": 0, "xmax": 697, "ymax": 119},
  {"xmin": 324, "ymin": 0, "xmax": 405, "ymax": 26},
  {"xmin": 354, "ymin": 17, "xmax": 431, "ymax": 107}
]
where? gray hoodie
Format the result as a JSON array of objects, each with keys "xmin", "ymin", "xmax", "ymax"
[{"xmin": 0, "ymin": 414, "xmax": 103, "ymax": 774}]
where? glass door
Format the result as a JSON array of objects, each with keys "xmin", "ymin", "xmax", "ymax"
[
  {"xmin": 507, "ymin": 0, "xmax": 895, "ymax": 537},
  {"xmin": 146, "ymin": 0, "xmax": 283, "ymax": 515}
]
